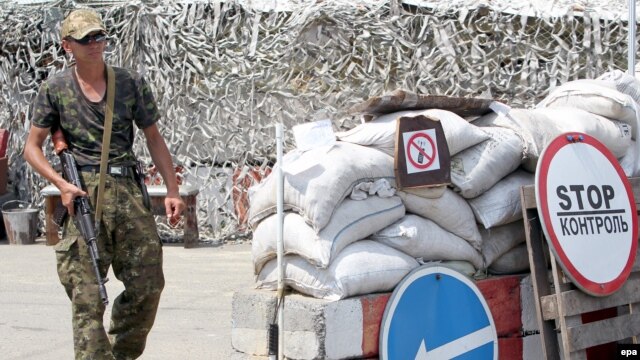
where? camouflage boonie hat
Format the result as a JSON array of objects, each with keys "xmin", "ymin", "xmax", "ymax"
[{"xmin": 61, "ymin": 9, "xmax": 106, "ymax": 40}]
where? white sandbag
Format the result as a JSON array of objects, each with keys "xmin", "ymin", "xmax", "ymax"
[
  {"xmin": 524, "ymin": 108, "xmax": 632, "ymax": 172},
  {"xmin": 595, "ymin": 71, "xmax": 640, "ymax": 177},
  {"xmin": 255, "ymin": 240, "xmax": 419, "ymax": 300},
  {"xmin": 397, "ymin": 189, "xmax": 482, "ymax": 250},
  {"xmin": 252, "ymin": 196, "xmax": 405, "ymax": 273},
  {"xmin": 450, "ymin": 126, "xmax": 525, "ymax": 199},
  {"xmin": 598, "ymin": 70, "xmax": 640, "ymax": 106},
  {"xmin": 248, "ymin": 142, "xmax": 395, "ymax": 233},
  {"xmin": 475, "ymin": 107, "xmax": 633, "ymax": 173},
  {"xmin": 488, "ymin": 243, "xmax": 530, "ymax": 275},
  {"xmin": 371, "ymin": 214, "xmax": 484, "ymax": 270},
  {"xmin": 480, "ymin": 221, "xmax": 526, "ymax": 268},
  {"xmin": 537, "ymin": 79, "xmax": 639, "ymax": 138},
  {"xmin": 619, "ymin": 140, "xmax": 639, "ymax": 177},
  {"xmin": 336, "ymin": 108, "xmax": 489, "ymax": 157},
  {"xmin": 468, "ymin": 170, "xmax": 534, "ymax": 229}
]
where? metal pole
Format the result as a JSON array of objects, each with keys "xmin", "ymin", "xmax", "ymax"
[
  {"xmin": 275, "ymin": 123, "xmax": 285, "ymax": 360},
  {"xmin": 629, "ymin": 0, "xmax": 636, "ymax": 75}
]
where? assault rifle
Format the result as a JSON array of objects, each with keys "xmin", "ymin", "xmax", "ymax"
[{"xmin": 51, "ymin": 129, "xmax": 109, "ymax": 305}]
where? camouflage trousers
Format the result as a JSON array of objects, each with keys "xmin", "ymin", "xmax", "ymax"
[{"xmin": 54, "ymin": 172, "xmax": 164, "ymax": 360}]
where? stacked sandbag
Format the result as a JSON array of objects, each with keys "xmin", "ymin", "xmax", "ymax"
[
  {"xmin": 468, "ymin": 170, "xmax": 534, "ymax": 229},
  {"xmin": 251, "ymin": 74, "xmax": 640, "ymax": 300},
  {"xmin": 252, "ymin": 195, "xmax": 406, "ymax": 272},
  {"xmin": 249, "ymin": 141, "xmax": 419, "ymax": 300},
  {"xmin": 596, "ymin": 70, "xmax": 640, "ymax": 176},
  {"xmin": 255, "ymin": 240, "xmax": 419, "ymax": 301},
  {"xmin": 396, "ymin": 189, "xmax": 482, "ymax": 250},
  {"xmin": 480, "ymin": 221, "xmax": 527, "ymax": 274},
  {"xmin": 449, "ymin": 126, "xmax": 526, "ymax": 198},
  {"xmin": 534, "ymin": 76, "xmax": 639, "ymax": 175},
  {"xmin": 472, "ymin": 73, "xmax": 640, "ymax": 271},
  {"xmin": 250, "ymin": 110, "xmax": 493, "ymax": 300},
  {"xmin": 336, "ymin": 108, "xmax": 490, "ymax": 157},
  {"xmin": 474, "ymin": 107, "xmax": 633, "ymax": 173},
  {"xmin": 248, "ymin": 141, "xmax": 396, "ymax": 232},
  {"xmin": 370, "ymin": 214, "xmax": 484, "ymax": 270}
]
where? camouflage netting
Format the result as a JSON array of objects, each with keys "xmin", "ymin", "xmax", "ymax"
[{"xmin": 0, "ymin": 0, "xmax": 637, "ymax": 243}]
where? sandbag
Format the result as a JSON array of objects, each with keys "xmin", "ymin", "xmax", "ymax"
[
  {"xmin": 480, "ymin": 221, "xmax": 526, "ymax": 268},
  {"xmin": 371, "ymin": 214, "xmax": 484, "ymax": 270},
  {"xmin": 397, "ymin": 189, "xmax": 481, "ymax": 250},
  {"xmin": 251, "ymin": 196, "xmax": 405, "ymax": 273},
  {"xmin": 488, "ymin": 243, "xmax": 530, "ymax": 275},
  {"xmin": 595, "ymin": 71, "xmax": 640, "ymax": 177},
  {"xmin": 336, "ymin": 108, "xmax": 489, "ymax": 157},
  {"xmin": 248, "ymin": 141, "xmax": 395, "ymax": 233},
  {"xmin": 475, "ymin": 107, "xmax": 633, "ymax": 173},
  {"xmin": 468, "ymin": 170, "xmax": 534, "ymax": 229},
  {"xmin": 598, "ymin": 70, "xmax": 640, "ymax": 106},
  {"xmin": 255, "ymin": 240, "xmax": 419, "ymax": 300},
  {"xmin": 619, "ymin": 140, "xmax": 639, "ymax": 177},
  {"xmin": 450, "ymin": 126, "xmax": 524, "ymax": 199},
  {"xmin": 537, "ymin": 79, "xmax": 639, "ymax": 138}
]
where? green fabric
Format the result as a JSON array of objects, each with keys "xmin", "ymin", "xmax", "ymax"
[
  {"xmin": 31, "ymin": 66, "xmax": 160, "ymax": 166},
  {"xmin": 55, "ymin": 172, "xmax": 164, "ymax": 360}
]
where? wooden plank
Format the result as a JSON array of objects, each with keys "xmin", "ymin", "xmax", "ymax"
[
  {"xmin": 567, "ymin": 312, "xmax": 640, "ymax": 352},
  {"xmin": 541, "ymin": 272, "xmax": 640, "ymax": 320},
  {"xmin": 550, "ymin": 252, "xmax": 571, "ymax": 360},
  {"xmin": 617, "ymin": 302, "xmax": 640, "ymax": 342},
  {"xmin": 630, "ymin": 177, "xmax": 640, "ymax": 206},
  {"xmin": 571, "ymin": 350, "xmax": 587, "ymax": 360},
  {"xmin": 521, "ymin": 184, "xmax": 537, "ymax": 209},
  {"xmin": 346, "ymin": 89, "xmax": 495, "ymax": 118},
  {"xmin": 521, "ymin": 186, "xmax": 560, "ymax": 360}
]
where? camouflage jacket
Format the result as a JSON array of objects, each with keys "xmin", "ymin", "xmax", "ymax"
[{"xmin": 31, "ymin": 66, "xmax": 160, "ymax": 166}]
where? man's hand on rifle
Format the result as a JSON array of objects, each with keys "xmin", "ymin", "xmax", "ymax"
[{"xmin": 60, "ymin": 181, "xmax": 87, "ymax": 216}]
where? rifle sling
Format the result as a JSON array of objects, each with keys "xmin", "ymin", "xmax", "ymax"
[{"xmin": 94, "ymin": 65, "xmax": 115, "ymax": 228}]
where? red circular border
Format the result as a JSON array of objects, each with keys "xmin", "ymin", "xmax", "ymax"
[
  {"xmin": 406, "ymin": 132, "xmax": 436, "ymax": 169},
  {"xmin": 536, "ymin": 133, "xmax": 638, "ymax": 296}
]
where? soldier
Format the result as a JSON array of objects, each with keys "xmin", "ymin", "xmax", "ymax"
[{"xmin": 23, "ymin": 8, "xmax": 185, "ymax": 360}]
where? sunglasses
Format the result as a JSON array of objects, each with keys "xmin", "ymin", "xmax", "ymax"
[{"xmin": 70, "ymin": 33, "xmax": 107, "ymax": 45}]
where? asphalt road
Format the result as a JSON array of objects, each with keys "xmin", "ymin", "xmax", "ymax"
[{"xmin": 0, "ymin": 237, "xmax": 258, "ymax": 360}]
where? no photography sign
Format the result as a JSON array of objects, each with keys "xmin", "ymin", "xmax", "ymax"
[{"xmin": 535, "ymin": 133, "xmax": 638, "ymax": 296}]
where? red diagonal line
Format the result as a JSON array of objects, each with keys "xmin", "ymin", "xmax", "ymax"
[{"xmin": 410, "ymin": 138, "xmax": 434, "ymax": 162}]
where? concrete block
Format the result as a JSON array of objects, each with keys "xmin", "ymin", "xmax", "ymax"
[
  {"xmin": 519, "ymin": 275, "xmax": 539, "ymax": 332},
  {"xmin": 523, "ymin": 333, "xmax": 543, "ymax": 360}
]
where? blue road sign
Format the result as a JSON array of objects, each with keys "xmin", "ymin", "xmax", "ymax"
[{"xmin": 380, "ymin": 265, "xmax": 498, "ymax": 359}]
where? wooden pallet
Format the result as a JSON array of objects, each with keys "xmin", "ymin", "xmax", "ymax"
[{"xmin": 520, "ymin": 177, "xmax": 640, "ymax": 359}]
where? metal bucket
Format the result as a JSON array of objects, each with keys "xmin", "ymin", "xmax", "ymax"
[{"xmin": 2, "ymin": 200, "xmax": 38, "ymax": 245}]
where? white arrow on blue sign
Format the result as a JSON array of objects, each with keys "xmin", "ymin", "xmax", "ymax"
[{"xmin": 380, "ymin": 265, "xmax": 498, "ymax": 359}]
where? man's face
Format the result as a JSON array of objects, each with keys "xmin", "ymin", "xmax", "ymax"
[{"xmin": 62, "ymin": 31, "xmax": 107, "ymax": 62}]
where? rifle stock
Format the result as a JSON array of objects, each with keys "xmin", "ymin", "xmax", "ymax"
[{"xmin": 52, "ymin": 129, "xmax": 109, "ymax": 305}]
